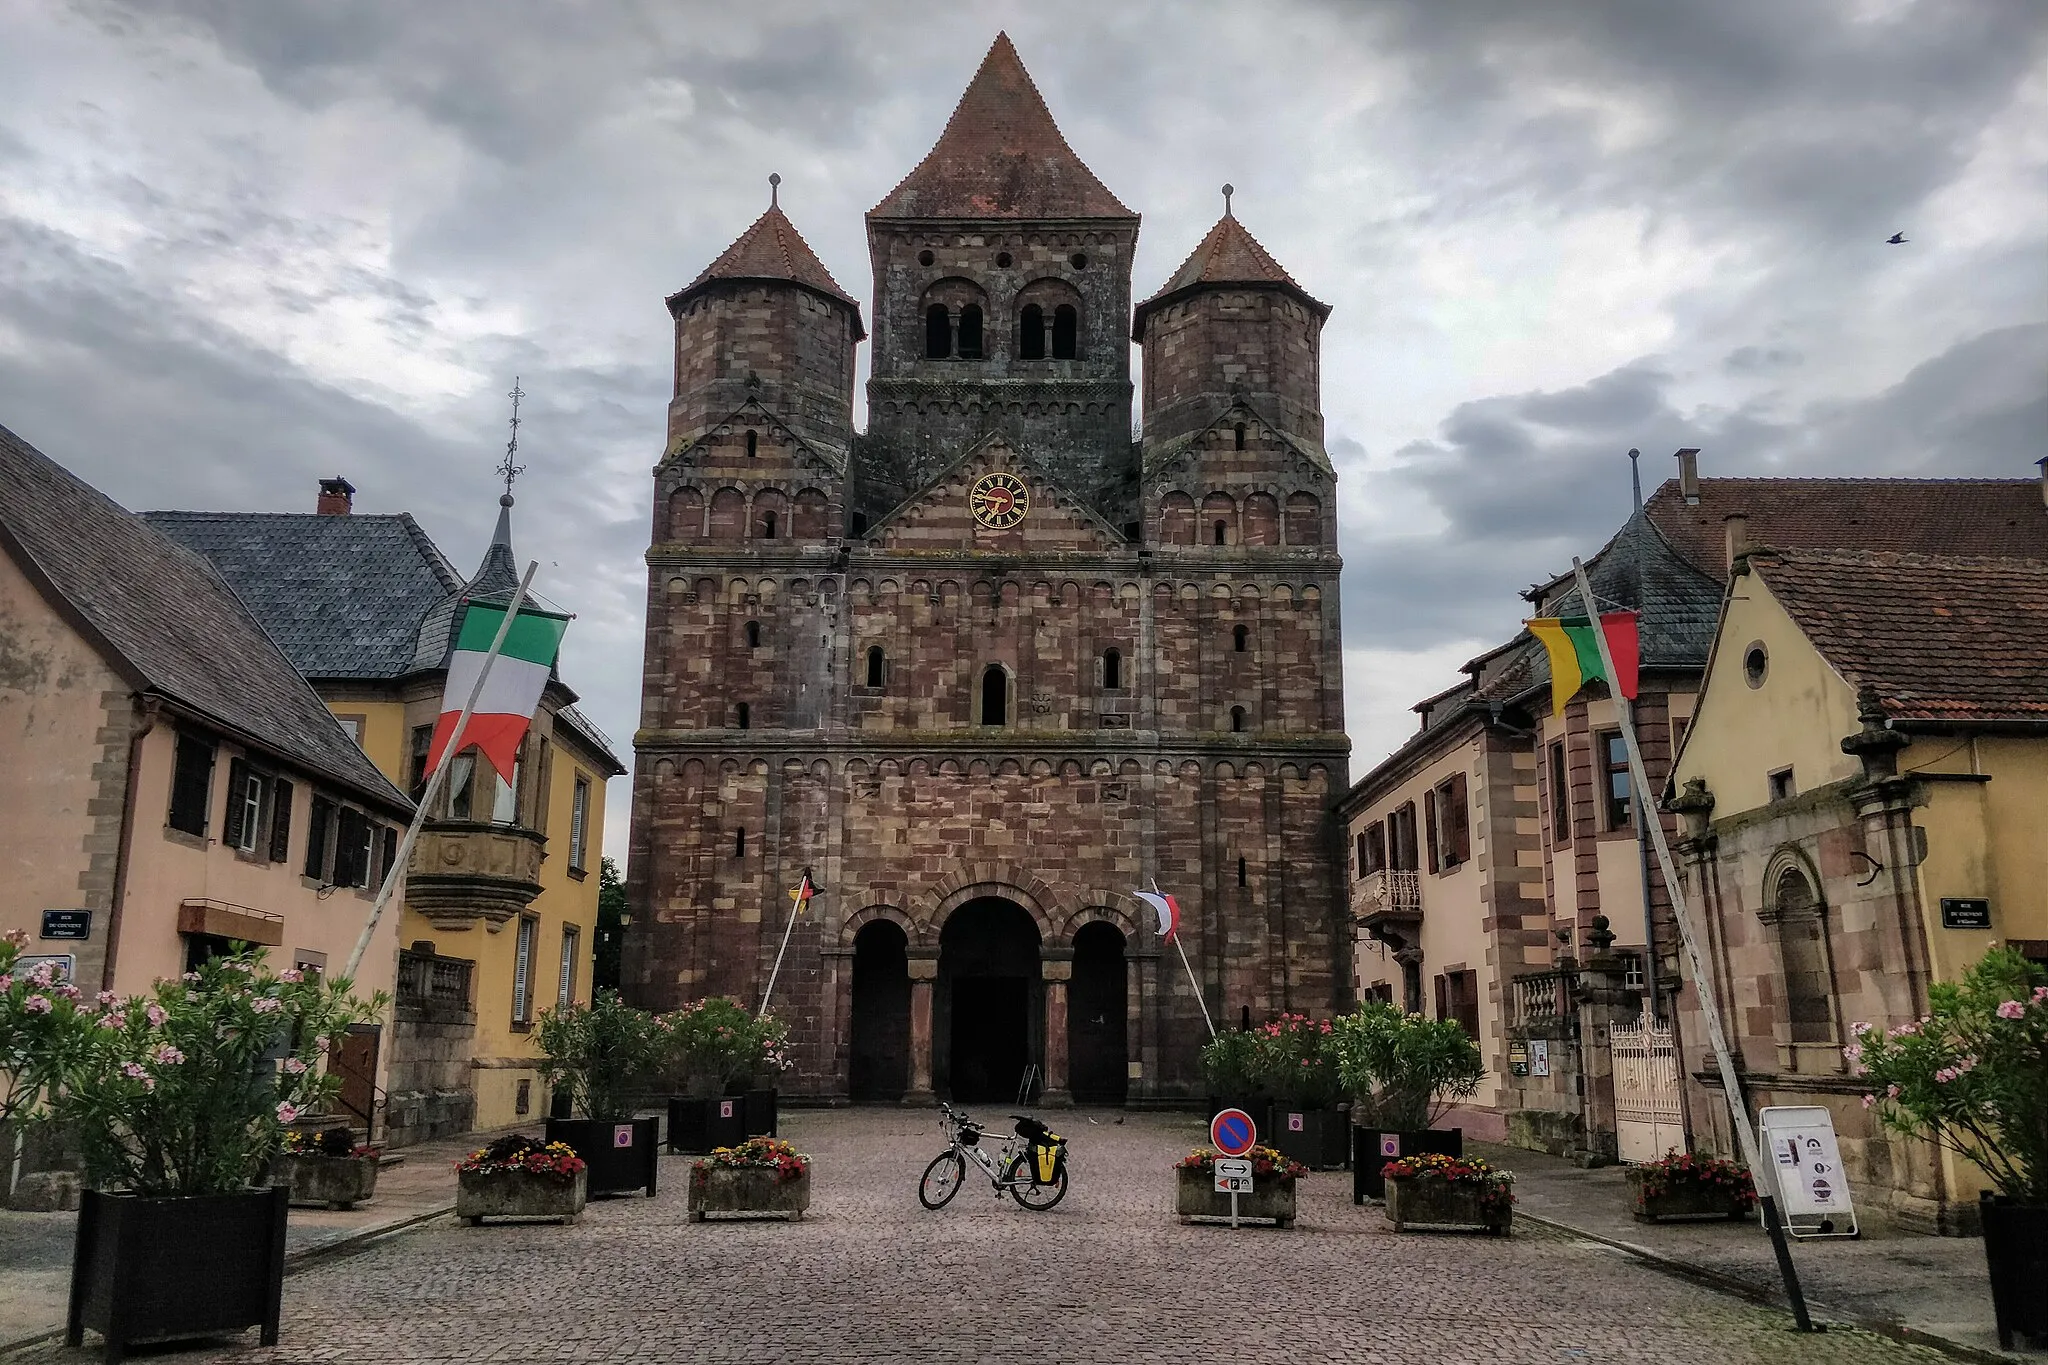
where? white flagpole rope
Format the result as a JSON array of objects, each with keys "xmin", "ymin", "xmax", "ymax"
[
  {"xmin": 758, "ymin": 873, "xmax": 811, "ymax": 1020},
  {"xmin": 1148, "ymin": 878, "xmax": 1217, "ymax": 1039},
  {"xmin": 343, "ymin": 561, "xmax": 539, "ymax": 982}
]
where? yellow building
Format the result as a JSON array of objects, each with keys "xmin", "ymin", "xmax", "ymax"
[
  {"xmin": 147, "ymin": 479, "xmax": 623, "ymax": 1144},
  {"xmin": 1669, "ymin": 543, "xmax": 2048, "ymax": 1232}
]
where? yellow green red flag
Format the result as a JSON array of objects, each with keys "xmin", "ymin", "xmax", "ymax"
[{"xmin": 1525, "ymin": 613, "xmax": 1641, "ymax": 715}]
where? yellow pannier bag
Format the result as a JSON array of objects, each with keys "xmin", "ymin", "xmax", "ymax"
[{"xmin": 1034, "ymin": 1135, "xmax": 1064, "ymax": 1183}]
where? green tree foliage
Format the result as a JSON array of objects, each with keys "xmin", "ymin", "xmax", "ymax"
[
  {"xmin": 593, "ymin": 855, "xmax": 626, "ymax": 992},
  {"xmin": 1329, "ymin": 1001, "xmax": 1486, "ymax": 1132},
  {"xmin": 535, "ymin": 989, "xmax": 670, "ymax": 1122}
]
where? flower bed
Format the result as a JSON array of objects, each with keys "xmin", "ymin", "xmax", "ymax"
[
  {"xmin": 1627, "ymin": 1152, "xmax": 1755, "ymax": 1223},
  {"xmin": 688, "ymin": 1138, "xmax": 811, "ymax": 1222},
  {"xmin": 1174, "ymin": 1145, "xmax": 1305, "ymax": 1227},
  {"xmin": 455, "ymin": 1135, "xmax": 588, "ymax": 1225},
  {"xmin": 1382, "ymin": 1152, "xmax": 1514, "ymax": 1235}
]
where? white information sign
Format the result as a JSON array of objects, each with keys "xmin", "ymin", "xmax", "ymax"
[
  {"xmin": 1758, "ymin": 1105, "xmax": 1858, "ymax": 1238},
  {"xmin": 1213, "ymin": 1158, "xmax": 1254, "ymax": 1194},
  {"xmin": 1530, "ymin": 1039, "xmax": 1550, "ymax": 1077}
]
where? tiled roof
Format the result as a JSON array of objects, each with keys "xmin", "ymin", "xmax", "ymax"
[
  {"xmin": 668, "ymin": 204, "xmax": 864, "ymax": 331},
  {"xmin": 869, "ymin": 33, "xmax": 1135, "ymax": 220},
  {"xmin": 1533, "ymin": 506, "xmax": 1727, "ymax": 669},
  {"xmin": 1646, "ymin": 477, "xmax": 2047, "ymax": 577},
  {"xmin": 144, "ymin": 509, "xmax": 462, "ymax": 681},
  {"xmin": 1132, "ymin": 212, "xmax": 1329, "ymax": 338},
  {"xmin": 0, "ymin": 424, "xmax": 409, "ymax": 814},
  {"xmin": 1754, "ymin": 549, "xmax": 2048, "ymax": 724}
]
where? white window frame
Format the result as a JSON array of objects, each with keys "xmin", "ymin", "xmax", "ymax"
[
  {"xmin": 557, "ymin": 925, "xmax": 580, "ymax": 1008},
  {"xmin": 234, "ymin": 770, "xmax": 265, "ymax": 854},
  {"xmin": 569, "ymin": 776, "xmax": 590, "ymax": 871},
  {"xmin": 512, "ymin": 915, "xmax": 538, "ymax": 1025}
]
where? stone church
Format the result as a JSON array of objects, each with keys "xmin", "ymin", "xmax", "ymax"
[{"xmin": 623, "ymin": 34, "xmax": 1350, "ymax": 1105}]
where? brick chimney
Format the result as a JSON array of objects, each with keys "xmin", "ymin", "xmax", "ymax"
[
  {"xmin": 1675, "ymin": 448, "xmax": 1701, "ymax": 505},
  {"xmin": 1723, "ymin": 512, "xmax": 1749, "ymax": 575},
  {"xmin": 316, "ymin": 476, "xmax": 355, "ymax": 516}
]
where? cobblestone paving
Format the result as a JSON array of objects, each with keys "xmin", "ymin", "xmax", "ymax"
[{"xmin": 11, "ymin": 1110, "xmax": 1957, "ymax": 1365}]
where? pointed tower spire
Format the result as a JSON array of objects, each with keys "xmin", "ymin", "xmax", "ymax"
[
  {"xmin": 669, "ymin": 196, "xmax": 863, "ymax": 327},
  {"xmin": 470, "ymin": 381, "xmax": 525, "ymax": 597},
  {"xmin": 869, "ymin": 32, "xmax": 1134, "ymax": 219},
  {"xmin": 1132, "ymin": 203, "xmax": 1328, "ymax": 340}
]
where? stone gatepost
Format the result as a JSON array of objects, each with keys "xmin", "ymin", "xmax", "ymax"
[
  {"xmin": 1571, "ymin": 915, "xmax": 1638, "ymax": 1168},
  {"xmin": 906, "ymin": 951, "xmax": 938, "ymax": 1104}
]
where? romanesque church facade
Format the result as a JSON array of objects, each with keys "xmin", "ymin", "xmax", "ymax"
[{"xmin": 624, "ymin": 34, "xmax": 1350, "ymax": 1104}]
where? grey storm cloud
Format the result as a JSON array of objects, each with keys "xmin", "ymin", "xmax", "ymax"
[{"xmin": 3, "ymin": 0, "xmax": 2044, "ymax": 800}]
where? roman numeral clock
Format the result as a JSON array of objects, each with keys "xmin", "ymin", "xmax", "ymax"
[{"xmin": 970, "ymin": 471, "xmax": 1029, "ymax": 530}]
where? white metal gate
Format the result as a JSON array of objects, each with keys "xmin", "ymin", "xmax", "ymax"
[{"xmin": 1613, "ymin": 1013, "xmax": 1685, "ymax": 1164}]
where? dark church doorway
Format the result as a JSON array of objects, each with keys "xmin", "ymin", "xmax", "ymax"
[
  {"xmin": 849, "ymin": 920, "xmax": 910, "ymax": 1101},
  {"xmin": 936, "ymin": 897, "xmax": 1040, "ymax": 1103},
  {"xmin": 1068, "ymin": 922, "xmax": 1128, "ymax": 1104}
]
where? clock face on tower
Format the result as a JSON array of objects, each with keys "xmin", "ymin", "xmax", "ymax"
[{"xmin": 969, "ymin": 471, "xmax": 1030, "ymax": 530}]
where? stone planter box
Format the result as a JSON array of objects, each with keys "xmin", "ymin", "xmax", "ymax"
[
  {"xmin": 272, "ymin": 1153, "xmax": 381, "ymax": 1210},
  {"xmin": 667, "ymin": 1096, "xmax": 749, "ymax": 1154},
  {"xmin": 1174, "ymin": 1167, "xmax": 1297, "ymax": 1228},
  {"xmin": 1353, "ymin": 1126, "xmax": 1463, "ymax": 1203},
  {"xmin": 545, "ymin": 1116, "xmax": 659, "ymax": 1197},
  {"xmin": 1384, "ymin": 1173, "xmax": 1511, "ymax": 1235},
  {"xmin": 1272, "ymin": 1107, "xmax": 1349, "ymax": 1171},
  {"xmin": 1627, "ymin": 1169, "xmax": 1753, "ymax": 1223},
  {"xmin": 68, "ymin": 1185, "xmax": 289, "ymax": 1361},
  {"xmin": 687, "ymin": 1162, "xmax": 811, "ymax": 1222},
  {"xmin": 456, "ymin": 1168, "xmax": 587, "ymax": 1225}
]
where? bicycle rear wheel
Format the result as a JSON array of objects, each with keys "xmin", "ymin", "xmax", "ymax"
[
  {"xmin": 919, "ymin": 1150, "xmax": 966, "ymax": 1209},
  {"xmin": 1004, "ymin": 1153, "xmax": 1069, "ymax": 1211}
]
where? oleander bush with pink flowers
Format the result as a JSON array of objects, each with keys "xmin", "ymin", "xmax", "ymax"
[
  {"xmin": 1847, "ymin": 947, "xmax": 2048, "ymax": 1204},
  {"xmin": 54, "ymin": 947, "xmax": 384, "ymax": 1197}
]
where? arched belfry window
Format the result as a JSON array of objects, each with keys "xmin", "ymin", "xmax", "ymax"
[
  {"xmin": 760, "ymin": 511, "xmax": 777, "ymax": 540},
  {"xmin": 1230, "ymin": 705, "xmax": 1246, "ymax": 732},
  {"xmin": 1051, "ymin": 304, "xmax": 1078, "ymax": 359},
  {"xmin": 925, "ymin": 304, "xmax": 951, "ymax": 359},
  {"xmin": 1019, "ymin": 304, "xmax": 1045, "ymax": 359},
  {"xmin": 980, "ymin": 665, "xmax": 1008, "ymax": 726},
  {"xmin": 957, "ymin": 304, "xmax": 984, "ymax": 360},
  {"xmin": 1102, "ymin": 648, "xmax": 1122, "ymax": 691},
  {"xmin": 745, "ymin": 620, "xmax": 761, "ymax": 649},
  {"xmin": 1233, "ymin": 624, "xmax": 1249, "ymax": 653},
  {"xmin": 1771, "ymin": 865, "xmax": 1837, "ymax": 1044},
  {"xmin": 865, "ymin": 646, "xmax": 885, "ymax": 689}
]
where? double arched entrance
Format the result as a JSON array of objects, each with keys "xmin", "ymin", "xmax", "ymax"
[{"xmin": 847, "ymin": 896, "xmax": 1128, "ymax": 1105}]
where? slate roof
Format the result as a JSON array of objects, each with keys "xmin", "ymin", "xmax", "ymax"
[
  {"xmin": 869, "ymin": 33, "xmax": 1135, "ymax": 220},
  {"xmin": 144, "ymin": 509, "xmax": 462, "ymax": 681},
  {"xmin": 1754, "ymin": 549, "xmax": 2048, "ymax": 724},
  {"xmin": 1530, "ymin": 505, "xmax": 1727, "ymax": 669},
  {"xmin": 0, "ymin": 423, "xmax": 410, "ymax": 814},
  {"xmin": 667, "ymin": 203, "xmax": 865, "ymax": 335},
  {"xmin": 1132, "ymin": 212, "xmax": 1329, "ymax": 339},
  {"xmin": 1645, "ymin": 477, "xmax": 2048, "ymax": 576}
]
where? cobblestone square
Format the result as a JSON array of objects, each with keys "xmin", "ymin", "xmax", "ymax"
[{"xmin": 8, "ymin": 1109, "xmax": 1962, "ymax": 1365}]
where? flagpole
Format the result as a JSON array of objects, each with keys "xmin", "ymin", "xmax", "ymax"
[
  {"xmin": 1152, "ymin": 878, "xmax": 1217, "ymax": 1039},
  {"xmin": 757, "ymin": 870, "xmax": 811, "ymax": 1020},
  {"xmin": 1568, "ymin": 557, "xmax": 1814, "ymax": 1331},
  {"xmin": 343, "ymin": 561, "xmax": 539, "ymax": 981}
]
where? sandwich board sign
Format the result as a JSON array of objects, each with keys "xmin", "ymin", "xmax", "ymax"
[{"xmin": 1758, "ymin": 1105, "xmax": 1858, "ymax": 1238}]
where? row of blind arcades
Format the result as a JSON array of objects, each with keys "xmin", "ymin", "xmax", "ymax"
[
  {"xmin": 921, "ymin": 273, "xmax": 1085, "ymax": 361},
  {"xmin": 164, "ymin": 728, "xmax": 399, "ymax": 895},
  {"xmin": 1158, "ymin": 488, "xmax": 1325, "ymax": 547},
  {"xmin": 667, "ymin": 483, "xmax": 832, "ymax": 543}
]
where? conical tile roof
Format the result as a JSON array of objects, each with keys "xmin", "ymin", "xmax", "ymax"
[
  {"xmin": 870, "ymin": 33, "xmax": 1134, "ymax": 220},
  {"xmin": 1133, "ymin": 209, "xmax": 1328, "ymax": 338},
  {"xmin": 668, "ymin": 202, "xmax": 863, "ymax": 333}
]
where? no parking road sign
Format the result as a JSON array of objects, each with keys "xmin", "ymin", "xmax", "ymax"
[{"xmin": 1211, "ymin": 1108, "xmax": 1257, "ymax": 1157}]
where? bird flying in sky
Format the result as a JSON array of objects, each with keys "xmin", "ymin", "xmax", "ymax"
[{"xmin": 1886, "ymin": 232, "xmax": 1909, "ymax": 244}]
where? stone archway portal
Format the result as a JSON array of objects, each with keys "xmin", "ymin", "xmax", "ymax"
[{"xmin": 935, "ymin": 897, "xmax": 1041, "ymax": 1103}]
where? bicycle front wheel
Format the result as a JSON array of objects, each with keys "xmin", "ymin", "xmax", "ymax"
[
  {"xmin": 919, "ymin": 1150, "xmax": 966, "ymax": 1209},
  {"xmin": 1004, "ymin": 1153, "xmax": 1069, "ymax": 1211}
]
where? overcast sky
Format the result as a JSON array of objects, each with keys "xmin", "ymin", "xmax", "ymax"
[{"xmin": 3, "ymin": 0, "xmax": 2044, "ymax": 865}]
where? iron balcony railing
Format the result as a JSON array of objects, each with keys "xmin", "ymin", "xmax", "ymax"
[{"xmin": 1355, "ymin": 868, "xmax": 1423, "ymax": 922}]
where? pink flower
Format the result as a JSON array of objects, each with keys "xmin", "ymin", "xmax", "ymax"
[
  {"xmin": 0, "ymin": 974, "xmax": 12, "ymax": 992},
  {"xmin": 1934, "ymin": 1067, "xmax": 1959, "ymax": 1084},
  {"xmin": 153, "ymin": 1044, "xmax": 184, "ymax": 1065},
  {"xmin": 54, "ymin": 983, "xmax": 81, "ymax": 1000},
  {"xmin": 96, "ymin": 991, "xmax": 118, "ymax": 1007},
  {"xmin": 1958, "ymin": 1055, "xmax": 1978, "ymax": 1073},
  {"xmin": 276, "ymin": 1102, "xmax": 299, "ymax": 1124},
  {"xmin": 283, "ymin": 1058, "xmax": 307, "ymax": 1075},
  {"xmin": 1861, "ymin": 1094, "xmax": 1876, "ymax": 1108},
  {"xmin": 1996, "ymin": 1000, "xmax": 2026, "ymax": 1020},
  {"xmin": 1842, "ymin": 1043, "xmax": 1863, "ymax": 1062},
  {"xmin": 181, "ymin": 972, "xmax": 201, "ymax": 984},
  {"xmin": 23, "ymin": 994, "xmax": 51, "ymax": 1014},
  {"xmin": 121, "ymin": 1062, "xmax": 148, "ymax": 1080},
  {"xmin": 250, "ymin": 996, "xmax": 283, "ymax": 1014},
  {"xmin": 145, "ymin": 1003, "xmax": 168, "ymax": 1028},
  {"xmin": 313, "ymin": 1035, "xmax": 330, "ymax": 1050},
  {"xmin": 1888, "ymin": 1021, "xmax": 1919, "ymax": 1038},
  {"xmin": 1886, "ymin": 1083, "xmax": 1901, "ymax": 1099},
  {"xmin": 2033, "ymin": 985, "xmax": 2048, "ymax": 1005},
  {"xmin": 1849, "ymin": 1020, "xmax": 1872, "ymax": 1037},
  {"xmin": 279, "ymin": 969, "xmax": 304, "ymax": 984}
]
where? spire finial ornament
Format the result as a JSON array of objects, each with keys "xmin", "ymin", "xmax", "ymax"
[
  {"xmin": 1629, "ymin": 447, "xmax": 1642, "ymax": 510},
  {"xmin": 496, "ymin": 377, "xmax": 526, "ymax": 503},
  {"xmin": 1221, "ymin": 183, "xmax": 1234, "ymax": 218},
  {"xmin": 769, "ymin": 172, "xmax": 781, "ymax": 208}
]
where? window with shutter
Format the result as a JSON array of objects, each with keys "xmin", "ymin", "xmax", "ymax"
[
  {"xmin": 1548, "ymin": 740, "xmax": 1571, "ymax": 844},
  {"xmin": 268, "ymin": 780, "xmax": 293, "ymax": 864},
  {"xmin": 167, "ymin": 732, "xmax": 216, "ymax": 836},
  {"xmin": 1454, "ymin": 970, "xmax": 1480, "ymax": 1040},
  {"xmin": 1423, "ymin": 787, "xmax": 1440, "ymax": 873},
  {"xmin": 378, "ymin": 827, "xmax": 398, "ymax": 887},
  {"xmin": 512, "ymin": 916, "xmax": 538, "ymax": 1025},
  {"xmin": 222, "ymin": 758, "xmax": 253, "ymax": 851},
  {"xmin": 1431, "ymin": 772, "xmax": 1470, "ymax": 868},
  {"xmin": 408, "ymin": 725, "xmax": 433, "ymax": 801},
  {"xmin": 557, "ymin": 926, "xmax": 579, "ymax": 1007},
  {"xmin": 305, "ymin": 796, "xmax": 336, "ymax": 881},
  {"xmin": 569, "ymin": 777, "xmax": 590, "ymax": 871},
  {"xmin": 1433, "ymin": 973, "xmax": 1449, "ymax": 1021}
]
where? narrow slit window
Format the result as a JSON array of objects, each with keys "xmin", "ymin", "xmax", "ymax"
[
  {"xmin": 734, "ymin": 828, "xmax": 747, "ymax": 858},
  {"xmin": 760, "ymin": 511, "xmax": 777, "ymax": 540},
  {"xmin": 1233, "ymin": 423, "xmax": 1247, "ymax": 450},
  {"xmin": 745, "ymin": 429, "xmax": 758, "ymax": 458},
  {"xmin": 1051, "ymin": 304, "xmax": 1078, "ymax": 359},
  {"xmin": 1233, "ymin": 624, "xmax": 1249, "ymax": 652},
  {"xmin": 1019, "ymin": 303, "xmax": 1045, "ymax": 359},
  {"xmin": 957, "ymin": 304, "xmax": 983, "ymax": 359},
  {"xmin": 1102, "ymin": 648, "xmax": 1122, "ymax": 690},
  {"xmin": 745, "ymin": 620, "xmax": 761, "ymax": 648},
  {"xmin": 735, "ymin": 702, "xmax": 751, "ymax": 730},
  {"xmin": 925, "ymin": 304, "xmax": 951, "ymax": 358},
  {"xmin": 1237, "ymin": 856, "xmax": 1248, "ymax": 887},
  {"xmin": 1214, "ymin": 521, "xmax": 1228, "ymax": 546},
  {"xmin": 866, "ymin": 646, "xmax": 885, "ymax": 689},
  {"xmin": 1230, "ymin": 705, "xmax": 1246, "ymax": 732}
]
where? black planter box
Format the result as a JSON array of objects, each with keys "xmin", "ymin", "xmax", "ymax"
[
  {"xmin": 1352, "ymin": 1126, "xmax": 1464, "ymax": 1203},
  {"xmin": 666, "ymin": 1096, "xmax": 749, "ymax": 1154},
  {"xmin": 1271, "ymin": 1108, "xmax": 1349, "ymax": 1170},
  {"xmin": 1981, "ymin": 1193, "xmax": 2048, "ymax": 1350},
  {"xmin": 67, "ymin": 1184, "xmax": 288, "ymax": 1362},
  {"xmin": 1204, "ymin": 1095, "xmax": 1271, "ymax": 1137},
  {"xmin": 744, "ymin": 1087, "xmax": 777, "ymax": 1138},
  {"xmin": 544, "ymin": 1116, "xmax": 659, "ymax": 1197}
]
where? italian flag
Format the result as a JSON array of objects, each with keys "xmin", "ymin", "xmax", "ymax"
[
  {"xmin": 424, "ymin": 600, "xmax": 569, "ymax": 782},
  {"xmin": 1526, "ymin": 612, "xmax": 1640, "ymax": 716}
]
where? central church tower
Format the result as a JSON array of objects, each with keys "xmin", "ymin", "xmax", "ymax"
[
  {"xmin": 627, "ymin": 33, "xmax": 1349, "ymax": 1109},
  {"xmin": 857, "ymin": 35, "xmax": 1141, "ymax": 521}
]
